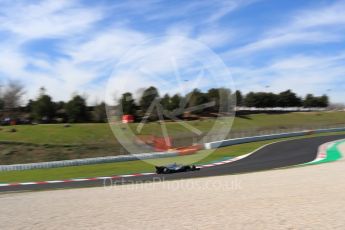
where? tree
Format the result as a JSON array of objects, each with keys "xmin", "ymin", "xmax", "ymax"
[
  {"xmin": 93, "ymin": 102, "xmax": 107, "ymax": 122},
  {"xmin": 55, "ymin": 101, "xmax": 66, "ymax": 111},
  {"xmin": 24, "ymin": 99, "xmax": 34, "ymax": 113},
  {"xmin": 160, "ymin": 94, "xmax": 172, "ymax": 111},
  {"xmin": 277, "ymin": 90, "xmax": 302, "ymax": 107},
  {"xmin": 206, "ymin": 88, "xmax": 219, "ymax": 112},
  {"xmin": 32, "ymin": 94, "xmax": 55, "ymax": 121},
  {"xmin": 235, "ymin": 90, "xmax": 243, "ymax": 106},
  {"xmin": 319, "ymin": 95, "xmax": 329, "ymax": 107},
  {"xmin": 303, "ymin": 94, "xmax": 315, "ymax": 107},
  {"xmin": 0, "ymin": 98, "xmax": 4, "ymax": 110},
  {"xmin": 185, "ymin": 89, "xmax": 210, "ymax": 114},
  {"xmin": 139, "ymin": 86, "xmax": 160, "ymax": 120},
  {"xmin": 244, "ymin": 92, "xmax": 254, "ymax": 107},
  {"xmin": 303, "ymin": 94, "xmax": 329, "ymax": 107},
  {"xmin": 65, "ymin": 95, "xmax": 89, "ymax": 122},
  {"xmin": 259, "ymin": 93, "xmax": 278, "ymax": 107},
  {"xmin": 160, "ymin": 93, "xmax": 184, "ymax": 114},
  {"xmin": 55, "ymin": 101, "xmax": 67, "ymax": 122},
  {"xmin": 244, "ymin": 92, "xmax": 278, "ymax": 107},
  {"xmin": 218, "ymin": 88, "xmax": 232, "ymax": 112},
  {"xmin": 2, "ymin": 81, "xmax": 25, "ymax": 110},
  {"xmin": 119, "ymin": 92, "xmax": 137, "ymax": 115},
  {"xmin": 170, "ymin": 94, "xmax": 182, "ymax": 111},
  {"xmin": 139, "ymin": 86, "xmax": 159, "ymax": 112},
  {"xmin": 0, "ymin": 85, "xmax": 3, "ymax": 110}
]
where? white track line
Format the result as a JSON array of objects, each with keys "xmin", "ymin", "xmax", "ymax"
[{"xmin": 0, "ymin": 138, "xmax": 331, "ymax": 187}]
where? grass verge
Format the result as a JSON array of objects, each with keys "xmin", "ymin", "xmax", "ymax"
[
  {"xmin": 1, "ymin": 131, "xmax": 345, "ymax": 183},
  {"xmin": 0, "ymin": 111, "xmax": 345, "ymax": 164}
]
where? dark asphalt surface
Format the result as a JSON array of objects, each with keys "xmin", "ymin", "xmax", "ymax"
[{"xmin": 1, "ymin": 134, "xmax": 345, "ymax": 193}]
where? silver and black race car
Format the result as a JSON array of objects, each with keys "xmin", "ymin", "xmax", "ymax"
[{"xmin": 155, "ymin": 163, "xmax": 200, "ymax": 174}]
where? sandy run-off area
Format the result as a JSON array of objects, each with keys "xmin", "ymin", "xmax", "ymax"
[{"xmin": 1, "ymin": 144, "xmax": 345, "ymax": 230}]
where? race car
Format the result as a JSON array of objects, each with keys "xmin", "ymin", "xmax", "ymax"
[{"xmin": 155, "ymin": 163, "xmax": 200, "ymax": 174}]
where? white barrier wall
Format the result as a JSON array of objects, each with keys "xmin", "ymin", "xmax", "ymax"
[
  {"xmin": 1, "ymin": 127, "xmax": 345, "ymax": 171},
  {"xmin": 0, "ymin": 151, "xmax": 179, "ymax": 172},
  {"xmin": 204, "ymin": 127, "xmax": 345, "ymax": 149}
]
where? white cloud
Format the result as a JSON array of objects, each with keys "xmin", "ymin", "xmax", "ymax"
[
  {"xmin": 225, "ymin": 1, "xmax": 345, "ymax": 57},
  {"xmin": 230, "ymin": 51, "xmax": 345, "ymax": 103},
  {"xmin": 0, "ymin": 0, "xmax": 108, "ymax": 103},
  {"xmin": 1, "ymin": 0, "xmax": 344, "ymax": 105},
  {"xmin": 287, "ymin": 1, "xmax": 345, "ymax": 31},
  {"xmin": 196, "ymin": 26, "xmax": 234, "ymax": 48},
  {"xmin": 104, "ymin": 36, "xmax": 233, "ymax": 104},
  {"xmin": 230, "ymin": 31, "xmax": 341, "ymax": 56},
  {"xmin": 206, "ymin": 0, "xmax": 259, "ymax": 23},
  {"xmin": 0, "ymin": 48, "xmax": 27, "ymax": 78},
  {"xmin": 66, "ymin": 28, "xmax": 148, "ymax": 64},
  {"xmin": 0, "ymin": 0, "xmax": 104, "ymax": 39},
  {"xmin": 144, "ymin": 0, "xmax": 256, "ymax": 24}
]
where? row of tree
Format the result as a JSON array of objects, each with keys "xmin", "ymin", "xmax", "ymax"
[
  {"xmin": 120, "ymin": 87, "xmax": 329, "ymax": 116},
  {"xmin": 241, "ymin": 91, "xmax": 329, "ymax": 108},
  {"xmin": 0, "ymin": 84, "xmax": 107, "ymax": 123},
  {"xmin": 24, "ymin": 88, "xmax": 107, "ymax": 123},
  {"xmin": 0, "ymin": 82, "xmax": 330, "ymax": 123}
]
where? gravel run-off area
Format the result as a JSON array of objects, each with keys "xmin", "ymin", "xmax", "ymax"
[{"xmin": 1, "ymin": 143, "xmax": 345, "ymax": 230}]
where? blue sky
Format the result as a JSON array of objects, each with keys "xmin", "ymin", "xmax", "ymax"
[{"xmin": 0, "ymin": 0, "xmax": 344, "ymax": 104}]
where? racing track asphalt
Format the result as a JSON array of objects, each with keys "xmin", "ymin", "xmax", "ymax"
[{"xmin": 1, "ymin": 134, "xmax": 345, "ymax": 193}]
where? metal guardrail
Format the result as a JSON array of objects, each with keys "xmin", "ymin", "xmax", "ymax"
[
  {"xmin": 0, "ymin": 151, "xmax": 179, "ymax": 172},
  {"xmin": 1, "ymin": 127, "xmax": 345, "ymax": 171},
  {"xmin": 204, "ymin": 127, "xmax": 345, "ymax": 149},
  {"xmin": 235, "ymin": 107, "xmax": 327, "ymax": 111}
]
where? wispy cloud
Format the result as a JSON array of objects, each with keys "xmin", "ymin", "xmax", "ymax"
[
  {"xmin": 225, "ymin": 1, "xmax": 345, "ymax": 57},
  {"xmin": 0, "ymin": 0, "xmax": 107, "ymax": 101},
  {"xmin": 206, "ymin": 0, "xmax": 259, "ymax": 23},
  {"xmin": 0, "ymin": 0, "xmax": 104, "ymax": 39},
  {"xmin": 0, "ymin": 0, "xmax": 246, "ymax": 103},
  {"xmin": 0, "ymin": 0, "xmax": 344, "ymax": 104},
  {"xmin": 230, "ymin": 51, "xmax": 345, "ymax": 102}
]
